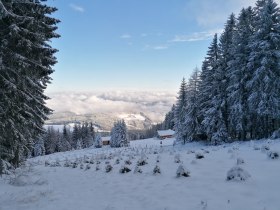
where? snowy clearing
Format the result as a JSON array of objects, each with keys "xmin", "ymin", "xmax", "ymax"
[{"xmin": 1, "ymin": 138, "xmax": 280, "ymax": 210}]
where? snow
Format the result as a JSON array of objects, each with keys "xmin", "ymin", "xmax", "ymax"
[
  {"xmin": 157, "ymin": 129, "xmax": 175, "ymax": 137},
  {"xmin": 118, "ymin": 113, "xmax": 146, "ymax": 121},
  {"xmin": 1, "ymin": 139, "xmax": 280, "ymax": 210},
  {"xmin": 101, "ymin": 136, "xmax": 111, "ymax": 142}
]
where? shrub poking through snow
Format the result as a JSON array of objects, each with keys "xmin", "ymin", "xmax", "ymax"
[
  {"xmin": 119, "ymin": 165, "xmax": 131, "ymax": 173},
  {"xmin": 153, "ymin": 165, "xmax": 161, "ymax": 174},
  {"xmin": 72, "ymin": 162, "xmax": 78, "ymax": 168},
  {"xmin": 237, "ymin": 158, "xmax": 245, "ymax": 165},
  {"xmin": 115, "ymin": 158, "xmax": 120, "ymax": 165},
  {"xmin": 96, "ymin": 164, "xmax": 100, "ymax": 171},
  {"xmin": 226, "ymin": 166, "xmax": 250, "ymax": 181},
  {"xmin": 267, "ymin": 151, "xmax": 279, "ymax": 160},
  {"xmin": 156, "ymin": 155, "xmax": 160, "ymax": 163},
  {"xmin": 261, "ymin": 145, "xmax": 270, "ymax": 152},
  {"xmin": 174, "ymin": 154, "xmax": 181, "ymax": 163},
  {"xmin": 64, "ymin": 159, "xmax": 71, "ymax": 167},
  {"xmin": 176, "ymin": 164, "xmax": 190, "ymax": 177},
  {"xmin": 45, "ymin": 160, "xmax": 50, "ymax": 167},
  {"xmin": 85, "ymin": 164, "xmax": 91, "ymax": 170},
  {"xmin": 125, "ymin": 159, "xmax": 132, "ymax": 165},
  {"xmin": 80, "ymin": 163, "xmax": 84, "ymax": 169},
  {"xmin": 187, "ymin": 150, "xmax": 195, "ymax": 154},
  {"xmin": 195, "ymin": 153, "xmax": 204, "ymax": 159},
  {"xmin": 89, "ymin": 157, "xmax": 94, "ymax": 164},
  {"xmin": 137, "ymin": 157, "xmax": 148, "ymax": 166},
  {"xmin": 134, "ymin": 165, "xmax": 142, "ymax": 174},
  {"xmin": 105, "ymin": 164, "xmax": 113, "ymax": 173}
]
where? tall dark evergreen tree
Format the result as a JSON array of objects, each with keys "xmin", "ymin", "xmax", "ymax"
[
  {"xmin": 247, "ymin": 0, "xmax": 280, "ymax": 138},
  {"xmin": 0, "ymin": 1, "xmax": 60, "ymax": 171},
  {"xmin": 174, "ymin": 78, "xmax": 188, "ymax": 144},
  {"xmin": 184, "ymin": 67, "xmax": 200, "ymax": 141},
  {"xmin": 110, "ymin": 120, "xmax": 129, "ymax": 148},
  {"xmin": 227, "ymin": 7, "xmax": 255, "ymax": 140}
]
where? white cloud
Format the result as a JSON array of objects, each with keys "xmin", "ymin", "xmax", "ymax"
[
  {"xmin": 143, "ymin": 44, "xmax": 169, "ymax": 51},
  {"xmin": 120, "ymin": 34, "xmax": 131, "ymax": 39},
  {"xmin": 47, "ymin": 91, "xmax": 176, "ymax": 122},
  {"xmin": 69, "ymin": 4, "xmax": 84, "ymax": 13},
  {"xmin": 171, "ymin": 29, "xmax": 223, "ymax": 42},
  {"xmin": 153, "ymin": 45, "xmax": 168, "ymax": 50},
  {"xmin": 185, "ymin": 0, "xmax": 280, "ymax": 27}
]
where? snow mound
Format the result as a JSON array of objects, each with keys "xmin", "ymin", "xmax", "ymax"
[
  {"xmin": 176, "ymin": 164, "xmax": 190, "ymax": 177},
  {"xmin": 267, "ymin": 151, "xmax": 279, "ymax": 160},
  {"xmin": 226, "ymin": 166, "xmax": 250, "ymax": 181}
]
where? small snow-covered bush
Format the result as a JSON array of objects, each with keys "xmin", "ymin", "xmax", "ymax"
[
  {"xmin": 64, "ymin": 159, "xmax": 71, "ymax": 167},
  {"xmin": 195, "ymin": 153, "xmax": 204, "ymax": 159},
  {"xmin": 119, "ymin": 165, "xmax": 131, "ymax": 173},
  {"xmin": 261, "ymin": 145, "xmax": 270, "ymax": 152},
  {"xmin": 96, "ymin": 164, "xmax": 101, "ymax": 171},
  {"xmin": 156, "ymin": 155, "xmax": 160, "ymax": 163},
  {"xmin": 137, "ymin": 157, "xmax": 148, "ymax": 166},
  {"xmin": 153, "ymin": 165, "xmax": 161, "ymax": 174},
  {"xmin": 72, "ymin": 162, "xmax": 78, "ymax": 168},
  {"xmin": 134, "ymin": 166, "xmax": 142, "ymax": 174},
  {"xmin": 226, "ymin": 166, "xmax": 250, "ymax": 181},
  {"xmin": 105, "ymin": 164, "xmax": 113, "ymax": 173},
  {"xmin": 85, "ymin": 164, "xmax": 91, "ymax": 170},
  {"xmin": 176, "ymin": 164, "xmax": 190, "ymax": 177},
  {"xmin": 187, "ymin": 150, "xmax": 195, "ymax": 154},
  {"xmin": 45, "ymin": 160, "xmax": 50, "ymax": 167},
  {"xmin": 267, "ymin": 151, "xmax": 279, "ymax": 160},
  {"xmin": 237, "ymin": 158, "xmax": 245, "ymax": 165},
  {"xmin": 89, "ymin": 158, "xmax": 94, "ymax": 164},
  {"xmin": 80, "ymin": 163, "xmax": 84, "ymax": 169},
  {"xmin": 174, "ymin": 154, "xmax": 181, "ymax": 163},
  {"xmin": 124, "ymin": 159, "xmax": 132, "ymax": 165},
  {"xmin": 115, "ymin": 158, "xmax": 120, "ymax": 165}
]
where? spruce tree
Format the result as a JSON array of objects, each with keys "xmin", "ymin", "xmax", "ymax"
[
  {"xmin": 174, "ymin": 78, "xmax": 188, "ymax": 144},
  {"xmin": 0, "ymin": 1, "xmax": 59, "ymax": 169},
  {"xmin": 247, "ymin": 0, "xmax": 280, "ymax": 138},
  {"xmin": 227, "ymin": 7, "xmax": 255, "ymax": 140},
  {"xmin": 110, "ymin": 120, "xmax": 128, "ymax": 147},
  {"xmin": 185, "ymin": 67, "xmax": 200, "ymax": 141}
]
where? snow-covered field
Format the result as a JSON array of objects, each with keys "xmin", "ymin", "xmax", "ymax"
[{"xmin": 1, "ymin": 138, "xmax": 280, "ymax": 210}]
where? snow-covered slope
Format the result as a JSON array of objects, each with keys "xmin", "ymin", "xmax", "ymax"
[{"xmin": 1, "ymin": 139, "xmax": 280, "ymax": 210}]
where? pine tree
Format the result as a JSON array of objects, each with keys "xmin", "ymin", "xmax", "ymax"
[
  {"xmin": 61, "ymin": 124, "xmax": 71, "ymax": 151},
  {"xmin": 95, "ymin": 133, "xmax": 102, "ymax": 148},
  {"xmin": 218, "ymin": 13, "xmax": 236, "ymax": 136},
  {"xmin": 0, "ymin": 1, "xmax": 59, "ymax": 169},
  {"xmin": 162, "ymin": 105, "xmax": 175, "ymax": 130},
  {"xmin": 72, "ymin": 124, "xmax": 80, "ymax": 149},
  {"xmin": 44, "ymin": 127, "xmax": 57, "ymax": 155},
  {"xmin": 198, "ymin": 34, "xmax": 220, "ymax": 142},
  {"xmin": 174, "ymin": 78, "xmax": 188, "ymax": 144},
  {"xmin": 246, "ymin": 0, "xmax": 280, "ymax": 138},
  {"xmin": 227, "ymin": 7, "xmax": 255, "ymax": 140},
  {"xmin": 185, "ymin": 67, "xmax": 200, "ymax": 141},
  {"xmin": 110, "ymin": 120, "xmax": 129, "ymax": 147},
  {"xmin": 33, "ymin": 136, "xmax": 45, "ymax": 157}
]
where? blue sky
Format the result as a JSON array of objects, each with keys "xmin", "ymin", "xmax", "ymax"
[{"xmin": 46, "ymin": 0, "xmax": 259, "ymax": 93}]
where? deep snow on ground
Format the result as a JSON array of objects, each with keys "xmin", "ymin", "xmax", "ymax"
[{"xmin": 1, "ymin": 138, "xmax": 280, "ymax": 210}]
